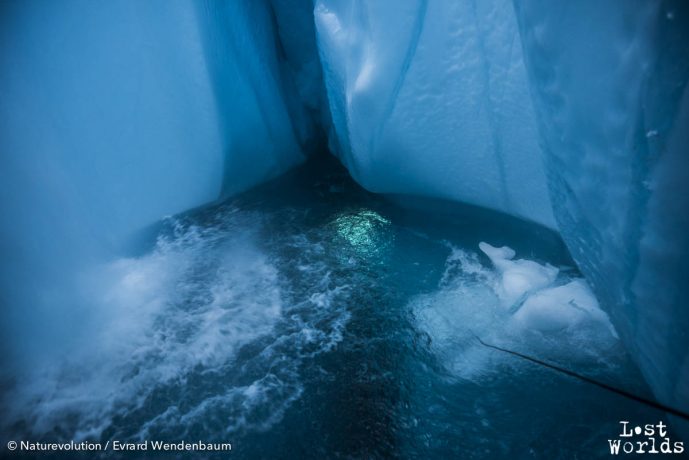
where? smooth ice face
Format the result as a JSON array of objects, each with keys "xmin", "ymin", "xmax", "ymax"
[
  {"xmin": 514, "ymin": 0, "xmax": 689, "ymax": 423},
  {"xmin": 0, "ymin": 0, "xmax": 310, "ymax": 364},
  {"xmin": 314, "ymin": 0, "xmax": 556, "ymax": 228}
]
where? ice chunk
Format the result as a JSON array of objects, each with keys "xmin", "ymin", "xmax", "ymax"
[
  {"xmin": 413, "ymin": 245, "xmax": 620, "ymax": 380},
  {"xmin": 478, "ymin": 242, "xmax": 616, "ymax": 337},
  {"xmin": 477, "ymin": 243, "xmax": 516, "ymax": 267},
  {"xmin": 512, "ymin": 280, "xmax": 618, "ymax": 338},
  {"xmin": 479, "ymin": 242, "xmax": 558, "ymax": 306}
]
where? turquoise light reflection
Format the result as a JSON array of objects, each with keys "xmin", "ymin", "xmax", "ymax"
[{"xmin": 332, "ymin": 209, "xmax": 392, "ymax": 259}]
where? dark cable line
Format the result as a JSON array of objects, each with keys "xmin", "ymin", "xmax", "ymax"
[{"xmin": 471, "ymin": 332, "xmax": 689, "ymax": 422}]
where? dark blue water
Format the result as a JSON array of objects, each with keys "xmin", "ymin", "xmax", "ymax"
[{"xmin": 1, "ymin": 156, "xmax": 670, "ymax": 459}]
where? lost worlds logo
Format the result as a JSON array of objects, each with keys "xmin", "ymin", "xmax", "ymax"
[{"xmin": 608, "ymin": 421, "xmax": 684, "ymax": 455}]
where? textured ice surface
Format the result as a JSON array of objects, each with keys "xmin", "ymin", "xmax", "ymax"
[
  {"xmin": 514, "ymin": 0, "xmax": 689, "ymax": 423},
  {"xmin": 314, "ymin": 0, "xmax": 556, "ymax": 228}
]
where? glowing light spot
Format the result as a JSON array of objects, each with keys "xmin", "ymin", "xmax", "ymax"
[{"xmin": 332, "ymin": 209, "xmax": 392, "ymax": 257}]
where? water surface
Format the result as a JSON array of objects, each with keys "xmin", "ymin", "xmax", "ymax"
[{"xmin": 1, "ymin": 156, "xmax": 665, "ymax": 459}]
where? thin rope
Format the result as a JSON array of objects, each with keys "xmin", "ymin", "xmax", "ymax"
[{"xmin": 471, "ymin": 332, "xmax": 689, "ymax": 422}]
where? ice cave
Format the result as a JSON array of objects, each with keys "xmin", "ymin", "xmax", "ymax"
[{"xmin": 0, "ymin": 1, "xmax": 687, "ymax": 458}]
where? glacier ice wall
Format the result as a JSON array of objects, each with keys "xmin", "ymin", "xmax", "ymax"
[
  {"xmin": 312, "ymin": 0, "xmax": 689, "ymax": 427},
  {"xmin": 1, "ymin": 0, "xmax": 688, "ymax": 431},
  {"xmin": 0, "ymin": 0, "xmax": 310, "ymax": 364},
  {"xmin": 514, "ymin": 0, "xmax": 689, "ymax": 420},
  {"xmin": 313, "ymin": 0, "xmax": 556, "ymax": 228}
]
